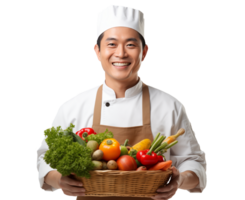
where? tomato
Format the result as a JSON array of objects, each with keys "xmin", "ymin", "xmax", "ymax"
[
  {"xmin": 99, "ymin": 138, "xmax": 121, "ymax": 161},
  {"xmin": 117, "ymin": 155, "xmax": 137, "ymax": 171}
]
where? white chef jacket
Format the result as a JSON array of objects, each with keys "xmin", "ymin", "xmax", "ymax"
[{"xmin": 37, "ymin": 79, "xmax": 206, "ymax": 193}]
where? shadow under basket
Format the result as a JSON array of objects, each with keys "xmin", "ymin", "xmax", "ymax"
[{"xmin": 74, "ymin": 169, "xmax": 172, "ymax": 198}]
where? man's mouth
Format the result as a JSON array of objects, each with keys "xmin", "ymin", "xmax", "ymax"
[{"xmin": 112, "ymin": 62, "xmax": 131, "ymax": 66}]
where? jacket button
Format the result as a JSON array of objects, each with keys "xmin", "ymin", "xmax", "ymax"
[{"xmin": 106, "ymin": 102, "xmax": 110, "ymax": 107}]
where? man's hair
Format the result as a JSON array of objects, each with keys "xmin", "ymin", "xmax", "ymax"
[{"xmin": 96, "ymin": 32, "xmax": 146, "ymax": 51}]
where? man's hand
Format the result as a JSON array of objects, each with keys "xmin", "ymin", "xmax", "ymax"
[
  {"xmin": 151, "ymin": 166, "xmax": 181, "ymax": 200},
  {"xmin": 59, "ymin": 173, "xmax": 86, "ymax": 197}
]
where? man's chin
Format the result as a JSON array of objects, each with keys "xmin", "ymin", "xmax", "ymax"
[{"xmin": 106, "ymin": 72, "xmax": 133, "ymax": 81}]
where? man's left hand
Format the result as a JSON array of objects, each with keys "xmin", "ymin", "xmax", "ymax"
[{"xmin": 151, "ymin": 166, "xmax": 181, "ymax": 200}]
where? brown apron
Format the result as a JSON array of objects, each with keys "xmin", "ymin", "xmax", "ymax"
[{"xmin": 77, "ymin": 83, "xmax": 154, "ymax": 200}]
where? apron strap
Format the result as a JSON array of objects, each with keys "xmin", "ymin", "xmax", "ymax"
[
  {"xmin": 142, "ymin": 83, "xmax": 151, "ymax": 125},
  {"xmin": 92, "ymin": 82, "xmax": 151, "ymax": 126}
]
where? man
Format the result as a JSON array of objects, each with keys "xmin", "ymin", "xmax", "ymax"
[{"xmin": 37, "ymin": 5, "xmax": 206, "ymax": 200}]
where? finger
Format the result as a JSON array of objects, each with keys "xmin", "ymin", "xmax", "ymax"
[
  {"xmin": 62, "ymin": 189, "xmax": 86, "ymax": 197},
  {"xmin": 60, "ymin": 176, "xmax": 83, "ymax": 187},
  {"xmin": 170, "ymin": 166, "xmax": 179, "ymax": 177},
  {"xmin": 60, "ymin": 183, "xmax": 86, "ymax": 193},
  {"xmin": 152, "ymin": 195, "xmax": 172, "ymax": 200},
  {"xmin": 61, "ymin": 185, "xmax": 86, "ymax": 193},
  {"xmin": 157, "ymin": 180, "xmax": 179, "ymax": 194},
  {"xmin": 157, "ymin": 185, "xmax": 170, "ymax": 193},
  {"xmin": 173, "ymin": 166, "xmax": 179, "ymax": 176},
  {"xmin": 164, "ymin": 167, "xmax": 178, "ymax": 186},
  {"xmin": 153, "ymin": 194, "xmax": 168, "ymax": 200},
  {"xmin": 153, "ymin": 190, "xmax": 176, "ymax": 199}
]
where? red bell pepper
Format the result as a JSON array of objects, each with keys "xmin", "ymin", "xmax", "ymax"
[
  {"xmin": 136, "ymin": 149, "xmax": 159, "ymax": 166},
  {"xmin": 76, "ymin": 128, "xmax": 96, "ymax": 142},
  {"xmin": 157, "ymin": 151, "xmax": 166, "ymax": 162},
  {"xmin": 157, "ymin": 155, "xmax": 164, "ymax": 162}
]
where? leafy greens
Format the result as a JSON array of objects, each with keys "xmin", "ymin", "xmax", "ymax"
[
  {"xmin": 44, "ymin": 123, "xmax": 94, "ymax": 178},
  {"xmin": 86, "ymin": 129, "xmax": 113, "ymax": 144}
]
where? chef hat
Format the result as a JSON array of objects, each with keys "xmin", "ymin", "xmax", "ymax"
[{"xmin": 97, "ymin": 5, "xmax": 145, "ymax": 39}]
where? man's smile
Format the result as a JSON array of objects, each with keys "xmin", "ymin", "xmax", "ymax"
[
  {"xmin": 112, "ymin": 62, "xmax": 131, "ymax": 66},
  {"xmin": 112, "ymin": 62, "xmax": 131, "ymax": 69}
]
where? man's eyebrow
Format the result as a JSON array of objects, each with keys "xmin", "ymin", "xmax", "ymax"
[{"xmin": 105, "ymin": 37, "xmax": 138, "ymax": 42}]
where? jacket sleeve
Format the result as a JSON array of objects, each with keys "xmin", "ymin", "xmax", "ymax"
[
  {"xmin": 37, "ymin": 106, "xmax": 68, "ymax": 191},
  {"xmin": 37, "ymin": 138, "xmax": 58, "ymax": 191},
  {"xmin": 170, "ymin": 104, "xmax": 207, "ymax": 193}
]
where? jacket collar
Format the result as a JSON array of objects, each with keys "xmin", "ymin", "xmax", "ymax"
[{"xmin": 103, "ymin": 78, "xmax": 143, "ymax": 100}]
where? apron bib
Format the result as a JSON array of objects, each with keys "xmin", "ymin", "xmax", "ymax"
[{"xmin": 77, "ymin": 83, "xmax": 154, "ymax": 200}]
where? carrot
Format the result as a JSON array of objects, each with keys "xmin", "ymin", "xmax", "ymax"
[{"xmin": 148, "ymin": 160, "xmax": 172, "ymax": 171}]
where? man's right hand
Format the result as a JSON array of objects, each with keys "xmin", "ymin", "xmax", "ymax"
[{"xmin": 59, "ymin": 174, "xmax": 86, "ymax": 196}]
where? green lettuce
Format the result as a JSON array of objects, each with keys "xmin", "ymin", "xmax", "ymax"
[
  {"xmin": 43, "ymin": 123, "xmax": 94, "ymax": 178},
  {"xmin": 86, "ymin": 129, "xmax": 113, "ymax": 144}
]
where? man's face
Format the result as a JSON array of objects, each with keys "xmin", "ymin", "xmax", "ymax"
[{"xmin": 94, "ymin": 27, "xmax": 148, "ymax": 81}]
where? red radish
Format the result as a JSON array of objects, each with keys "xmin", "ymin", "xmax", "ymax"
[{"xmin": 136, "ymin": 166, "xmax": 147, "ymax": 171}]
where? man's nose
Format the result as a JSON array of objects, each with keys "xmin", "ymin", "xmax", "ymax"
[{"xmin": 114, "ymin": 45, "xmax": 127, "ymax": 58}]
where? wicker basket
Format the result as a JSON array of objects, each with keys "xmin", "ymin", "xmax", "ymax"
[{"xmin": 74, "ymin": 169, "xmax": 172, "ymax": 198}]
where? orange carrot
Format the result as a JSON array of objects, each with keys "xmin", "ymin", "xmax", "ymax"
[{"xmin": 148, "ymin": 160, "xmax": 172, "ymax": 171}]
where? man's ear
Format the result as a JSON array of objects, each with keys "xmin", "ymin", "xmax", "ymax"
[
  {"xmin": 94, "ymin": 44, "xmax": 101, "ymax": 61},
  {"xmin": 141, "ymin": 44, "xmax": 148, "ymax": 61}
]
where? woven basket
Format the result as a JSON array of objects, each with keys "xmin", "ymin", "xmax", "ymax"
[{"xmin": 74, "ymin": 169, "xmax": 172, "ymax": 197}]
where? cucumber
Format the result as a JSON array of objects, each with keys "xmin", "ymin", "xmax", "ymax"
[
  {"xmin": 73, "ymin": 133, "xmax": 86, "ymax": 147},
  {"xmin": 63, "ymin": 130, "xmax": 87, "ymax": 147}
]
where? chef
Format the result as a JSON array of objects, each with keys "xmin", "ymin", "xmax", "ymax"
[{"xmin": 37, "ymin": 5, "xmax": 206, "ymax": 200}]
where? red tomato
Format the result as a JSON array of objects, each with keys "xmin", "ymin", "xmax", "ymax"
[{"xmin": 117, "ymin": 155, "xmax": 137, "ymax": 171}]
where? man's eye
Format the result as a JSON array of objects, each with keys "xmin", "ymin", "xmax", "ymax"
[{"xmin": 108, "ymin": 43, "xmax": 135, "ymax": 47}]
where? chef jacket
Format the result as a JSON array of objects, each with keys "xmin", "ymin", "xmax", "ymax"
[{"xmin": 37, "ymin": 79, "xmax": 206, "ymax": 193}]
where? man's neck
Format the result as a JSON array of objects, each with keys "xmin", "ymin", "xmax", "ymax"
[{"xmin": 105, "ymin": 75, "xmax": 140, "ymax": 98}]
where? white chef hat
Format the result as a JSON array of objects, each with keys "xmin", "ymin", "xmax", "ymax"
[{"xmin": 97, "ymin": 5, "xmax": 145, "ymax": 39}]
